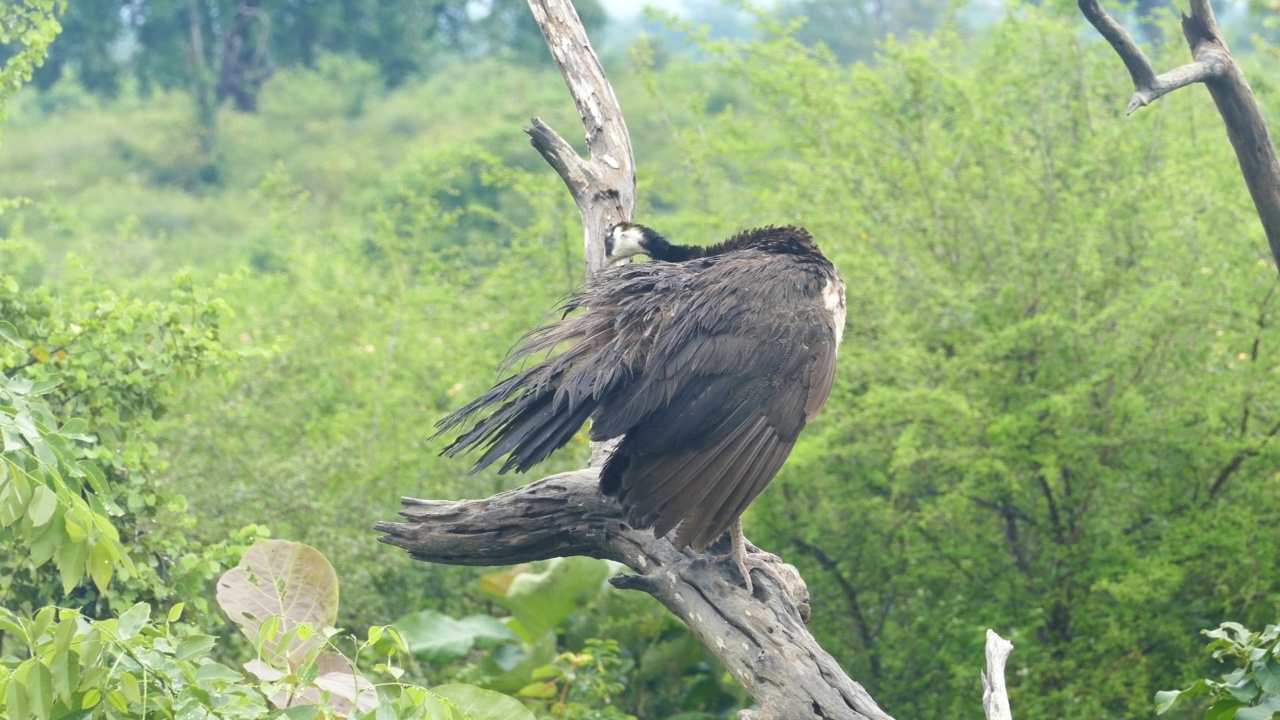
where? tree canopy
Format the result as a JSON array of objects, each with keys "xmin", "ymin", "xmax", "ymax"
[{"xmin": 30, "ymin": 0, "xmax": 604, "ymax": 110}]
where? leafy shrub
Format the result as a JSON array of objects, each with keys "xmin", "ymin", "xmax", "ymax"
[
  {"xmin": 0, "ymin": 538, "xmax": 540, "ymax": 720},
  {"xmin": 1157, "ymin": 622, "xmax": 1280, "ymax": 720}
]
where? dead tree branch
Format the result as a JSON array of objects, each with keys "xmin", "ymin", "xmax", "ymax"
[
  {"xmin": 377, "ymin": 473, "xmax": 893, "ymax": 720},
  {"xmin": 524, "ymin": 0, "xmax": 635, "ymax": 277},
  {"xmin": 1079, "ymin": 0, "xmax": 1280, "ymax": 271},
  {"xmin": 982, "ymin": 631, "xmax": 1015, "ymax": 720}
]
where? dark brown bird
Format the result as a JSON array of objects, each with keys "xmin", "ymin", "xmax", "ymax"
[{"xmin": 434, "ymin": 223, "xmax": 845, "ymax": 591}]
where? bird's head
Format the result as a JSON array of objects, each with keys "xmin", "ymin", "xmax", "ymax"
[{"xmin": 606, "ymin": 222, "xmax": 666, "ymax": 261}]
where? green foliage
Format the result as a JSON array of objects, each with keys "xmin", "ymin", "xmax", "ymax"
[
  {"xmin": 782, "ymin": 0, "xmax": 950, "ymax": 64},
  {"xmin": 394, "ymin": 610, "xmax": 517, "ymax": 664},
  {"xmin": 0, "ymin": 602, "xmax": 271, "ymax": 719},
  {"xmin": 7, "ymin": 1, "xmax": 1280, "ymax": 718},
  {"xmin": 399, "ymin": 559, "xmax": 739, "ymax": 719},
  {"xmin": 211, "ymin": 538, "xmax": 529, "ymax": 719},
  {"xmin": 487, "ymin": 558, "xmax": 621, "ymax": 644},
  {"xmin": 34, "ymin": 0, "xmax": 606, "ymax": 112},
  {"xmin": 143, "ymin": 157, "xmax": 590, "ymax": 629},
  {"xmin": 1157, "ymin": 622, "xmax": 1280, "ymax": 719},
  {"xmin": 431, "ymin": 684, "xmax": 537, "ymax": 720},
  {"xmin": 0, "ymin": 369, "xmax": 133, "ymax": 595},
  {"xmin": 6, "ymin": 3, "xmax": 721, "ymax": 720},
  {"xmin": 0, "ymin": 0, "xmax": 63, "ymax": 137},
  {"xmin": 0, "ymin": 539, "xmax": 540, "ymax": 719},
  {"xmin": 0, "ymin": 251, "xmax": 259, "ymax": 620},
  {"xmin": 519, "ymin": 639, "xmax": 635, "ymax": 720},
  {"xmin": 632, "ymin": 7, "xmax": 1280, "ymax": 719}
]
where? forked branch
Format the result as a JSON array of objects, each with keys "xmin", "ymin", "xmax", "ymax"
[
  {"xmin": 1079, "ymin": 0, "xmax": 1280, "ymax": 271},
  {"xmin": 524, "ymin": 0, "xmax": 635, "ymax": 277}
]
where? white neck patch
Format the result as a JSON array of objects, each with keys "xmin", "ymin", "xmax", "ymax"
[
  {"xmin": 824, "ymin": 278, "xmax": 846, "ymax": 347},
  {"xmin": 607, "ymin": 226, "xmax": 650, "ymax": 260}
]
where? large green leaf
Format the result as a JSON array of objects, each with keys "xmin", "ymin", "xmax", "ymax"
[
  {"xmin": 1237, "ymin": 696, "xmax": 1280, "ymax": 720},
  {"xmin": 216, "ymin": 539, "xmax": 339, "ymax": 666},
  {"xmin": 1204, "ymin": 698, "xmax": 1244, "ymax": 720},
  {"xmin": 431, "ymin": 683, "xmax": 536, "ymax": 720},
  {"xmin": 1256, "ymin": 661, "xmax": 1280, "ymax": 696},
  {"xmin": 484, "ymin": 557, "xmax": 617, "ymax": 641},
  {"xmin": 480, "ymin": 631, "xmax": 558, "ymax": 695},
  {"xmin": 393, "ymin": 609, "xmax": 517, "ymax": 663}
]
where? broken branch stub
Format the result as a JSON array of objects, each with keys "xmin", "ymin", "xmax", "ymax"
[
  {"xmin": 524, "ymin": 0, "xmax": 635, "ymax": 278},
  {"xmin": 982, "ymin": 630, "xmax": 1015, "ymax": 720}
]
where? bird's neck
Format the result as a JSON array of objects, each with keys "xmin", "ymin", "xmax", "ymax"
[{"xmin": 647, "ymin": 234, "xmax": 707, "ymax": 262}]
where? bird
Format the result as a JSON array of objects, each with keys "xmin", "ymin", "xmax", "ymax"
[{"xmin": 433, "ymin": 222, "xmax": 845, "ymax": 593}]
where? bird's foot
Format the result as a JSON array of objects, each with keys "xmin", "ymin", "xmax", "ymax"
[
  {"xmin": 718, "ymin": 518, "xmax": 789, "ymax": 595},
  {"xmin": 718, "ymin": 547, "xmax": 789, "ymax": 595}
]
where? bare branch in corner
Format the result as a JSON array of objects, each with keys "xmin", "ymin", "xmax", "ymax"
[{"xmin": 1078, "ymin": 0, "xmax": 1280, "ymax": 271}]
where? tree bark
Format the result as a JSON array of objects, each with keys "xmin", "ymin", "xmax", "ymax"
[
  {"xmin": 523, "ymin": 0, "xmax": 635, "ymax": 278},
  {"xmin": 982, "ymin": 631, "xmax": 1015, "ymax": 720},
  {"xmin": 378, "ymin": 473, "xmax": 894, "ymax": 720},
  {"xmin": 215, "ymin": 1, "xmax": 272, "ymax": 113},
  {"xmin": 1079, "ymin": 0, "xmax": 1280, "ymax": 272}
]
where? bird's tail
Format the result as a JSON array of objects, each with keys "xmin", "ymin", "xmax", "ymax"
[
  {"xmin": 433, "ymin": 292, "xmax": 607, "ymax": 474},
  {"xmin": 432, "ymin": 363, "xmax": 599, "ymax": 474}
]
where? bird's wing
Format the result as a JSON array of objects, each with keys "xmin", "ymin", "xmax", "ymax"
[
  {"xmin": 594, "ymin": 259, "xmax": 841, "ymax": 551},
  {"xmin": 430, "ymin": 262, "xmax": 673, "ymax": 474}
]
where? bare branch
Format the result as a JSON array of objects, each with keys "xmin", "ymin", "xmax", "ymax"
[
  {"xmin": 377, "ymin": 475, "xmax": 895, "ymax": 720},
  {"xmin": 1076, "ymin": 0, "xmax": 1225, "ymax": 115},
  {"xmin": 982, "ymin": 630, "xmax": 1015, "ymax": 720},
  {"xmin": 1207, "ymin": 416, "xmax": 1280, "ymax": 499},
  {"xmin": 1079, "ymin": 0, "xmax": 1280, "ymax": 272},
  {"xmin": 524, "ymin": 0, "xmax": 635, "ymax": 277},
  {"xmin": 1127, "ymin": 59, "xmax": 1225, "ymax": 115},
  {"xmin": 526, "ymin": 117, "xmax": 590, "ymax": 197},
  {"xmin": 1077, "ymin": 0, "xmax": 1157, "ymax": 94}
]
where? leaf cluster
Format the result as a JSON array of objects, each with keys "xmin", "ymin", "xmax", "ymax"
[
  {"xmin": 1158, "ymin": 622, "xmax": 1280, "ymax": 720},
  {"xmin": 393, "ymin": 558, "xmax": 738, "ymax": 719},
  {"xmin": 0, "ymin": 258, "xmax": 262, "ymax": 621},
  {"xmin": 208, "ymin": 538, "xmax": 539, "ymax": 720},
  {"xmin": 0, "ymin": 602, "xmax": 267, "ymax": 719}
]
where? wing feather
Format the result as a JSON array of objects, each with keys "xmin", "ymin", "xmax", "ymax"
[{"xmin": 435, "ymin": 237, "xmax": 843, "ymax": 554}]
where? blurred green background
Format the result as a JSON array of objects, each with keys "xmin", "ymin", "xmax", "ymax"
[{"xmin": 4, "ymin": 0, "xmax": 1280, "ymax": 717}]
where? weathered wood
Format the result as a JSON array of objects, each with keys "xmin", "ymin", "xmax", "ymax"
[
  {"xmin": 524, "ymin": 0, "xmax": 635, "ymax": 278},
  {"xmin": 1079, "ymin": 0, "xmax": 1280, "ymax": 272},
  {"xmin": 377, "ymin": 474, "xmax": 894, "ymax": 720},
  {"xmin": 981, "ymin": 630, "xmax": 1015, "ymax": 720}
]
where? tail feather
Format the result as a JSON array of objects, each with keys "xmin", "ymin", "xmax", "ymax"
[
  {"xmin": 434, "ymin": 363, "xmax": 598, "ymax": 475},
  {"xmin": 493, "ymin": 395, "xmax": 595, "ymax": 473}
]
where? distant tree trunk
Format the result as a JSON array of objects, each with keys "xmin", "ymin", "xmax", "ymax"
[
  {"xmin": 215, "ymin": 0, "xmax": 273, "ymax": 113},
  {"xmin": 181, "ymin": 0, "xmax": 273, "ymax": 161},
  {"xmin": 183, "ymin": 0, "xmax": 217, "ymax": 155}
]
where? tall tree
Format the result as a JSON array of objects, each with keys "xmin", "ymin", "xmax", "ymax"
[{"xmin": 31, "ymin": 0, "xmax": 595, "ymax": 111}]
